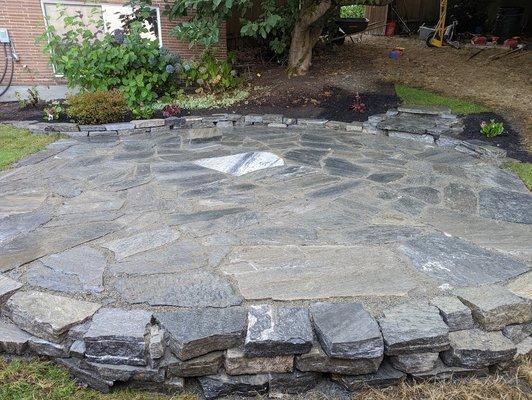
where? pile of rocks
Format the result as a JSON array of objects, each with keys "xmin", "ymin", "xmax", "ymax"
[
  {"xmin": 0, "ymin": 274, "xmax": 530, "ymax": 398},
  {"xmin": 363, "ymin": 106, "xmax": 507, "ymax": 161}
]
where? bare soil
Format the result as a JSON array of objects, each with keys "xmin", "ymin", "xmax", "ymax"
[
  {"xmin": 229, "ymin": 35, "xmax": 532, "ymax": 154},
  {"xmin": 2, "ymin": 35, "xmax": 530, "ymax": 158}
]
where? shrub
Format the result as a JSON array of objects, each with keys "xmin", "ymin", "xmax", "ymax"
[
  {"xmin": 66, "ymin": 90, "xmax": 129, "ymax": 125},
  {"xmin": 39, "ymin": 2, "xmax": 182, "ymax": 117},
  {"xmin": 340, "ymin": 5, "xmax": 365, "ymax": 18},
  {"xmin": 480, "ymin": 119, "xmax": 504, "ymax": 138},
  {"xmin": 180, "ymin": 52, "xmax": 240, "ymax": 93}
]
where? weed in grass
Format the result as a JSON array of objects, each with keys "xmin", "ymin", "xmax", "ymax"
[
  {"xmin": 395, "ymin": 85, "xmax": 490, "ymax": 115},
  {"xmin": 0, "ymin": 125, "xmax": 61, "ymax": 170}
]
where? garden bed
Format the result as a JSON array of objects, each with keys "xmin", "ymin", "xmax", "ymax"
[{"xmin": 462, "ymin": 112, "xmax": 531, "ymax": 163}]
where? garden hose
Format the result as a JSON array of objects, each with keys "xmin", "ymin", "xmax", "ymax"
[{"xmin": 0, "ymin": 43, "xmax": 15, "ymax": 98}]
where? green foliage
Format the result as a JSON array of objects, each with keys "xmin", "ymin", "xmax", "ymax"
[
  {"xmin": 480, "ymin": 119, "xmax": 504, "ymax": 138},
  {"xmin": 340, "ymin": 5, "xmax": 365, "ymax": 18},
  {"xmin": 66, "ymin": 90, "xmax": 129, "ymax": 125},
  {"xmin": 503, "ymin": 162, "xmax": 532, "ymax": 190},
  {"xmin": 180, "ymin": 52, "xmax": 240, "ymax": 93},
  {"xmin": 395, "ymin": 85, "xmax": 490, "ymax": 115},
  {"xmin": 43, "ymin": 101, "xmax": 64, "ymax": 121},
  {"xmin": 174, "ymin": 89, "xmax": 249, "ymax": 109},
  {"xmin": 39, "ymin": 3, "xmax": 181, "ymax": 117},
  {"xmin": 166, "ymin": 0, "xmax": 250, "ymax": 48},
  {"xmin": 0, "ymin": 125, "xmax": 61, "ymax": 170},
  {"xmin": 239, "ymin": 0, "xmax": 298, "ymax": 56},
  {"xmin": 0, "ymin": 357, "xmax": 192, "ymax": 400},
  {"xmin": 14, "ymin": 87, "xmax": 41, "ymax": 109}
]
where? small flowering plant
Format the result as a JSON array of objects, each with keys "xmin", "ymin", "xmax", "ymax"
[
  {"xmin": 349, "ymin": 93, "xmax": 366, "ymax": 113},
  {"xmin": 43, "ymin": 101, "xmax": 63, "ymax": 121},
  {"xmin": 162, "ymin": 102, "xmax": 182, "ymax": 118},
  {"xmin": 480, "ymin": 119, "xmax": 504, "ymax": 138}
]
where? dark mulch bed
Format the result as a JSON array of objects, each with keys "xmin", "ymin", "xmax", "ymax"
[
  {"xmin": 196, "ymin": 85, "xmax": 399, "ymax": 123},
  {"xmin": 0, "ymin": 85, "xmax": 399, "ymax": 123},
  {"xmin": 2, "ymin": 93, "xmax": 530, "ymax": 163},
  {"xmin": 461, "ymin": 112, "xmax": 531, "ymax": 162},
  {"xmin": 0, "ymin": 102, "xmax": 48, "ymax": 122}
]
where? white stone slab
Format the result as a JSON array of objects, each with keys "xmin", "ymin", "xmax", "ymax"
[{"xmin": 194, "ymin": 152, "xmax": 284, "ymax": 176}]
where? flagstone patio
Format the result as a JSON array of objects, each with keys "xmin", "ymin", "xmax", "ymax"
[{"xmin": 0, "ymin": 125, "xmax": 530, "ymax": 312}]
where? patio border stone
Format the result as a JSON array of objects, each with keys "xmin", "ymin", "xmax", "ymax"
[
  {"xmin": 0, "ymin": 280, "xmax": 529, "ymax": 398},
  {"xmin": 2, "ymin": 106, "xmax": 508, "ymax": 165}
]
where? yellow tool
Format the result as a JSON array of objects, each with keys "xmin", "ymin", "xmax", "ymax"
[{"xmin": 429, "ymin": 0, "xmax": 447, "ymax": 47}]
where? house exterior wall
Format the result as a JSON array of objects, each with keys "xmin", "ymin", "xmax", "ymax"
[{"xmin": 0, "ymin": 0, "xmax": 227, "ymax": 86}]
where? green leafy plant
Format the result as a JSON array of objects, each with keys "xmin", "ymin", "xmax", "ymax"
[
  {"xmin": 165, "ymin": 0, "xmax": 380, "ymax": 75},
  {"xmin": 180, "ymin": 52, "xmax": 240, "ymax": 93},
  {"xmin": 66, "ymin": 90, "xmax": 129, "ymax": 125},
  {"xmin": 43, "ymin": 101, "xmax": 64, "ymax": 121},
  {"xmin": 39, "ymin": 3, "xmax": 181, "ymax": 117},
  {"xmin": 14, "ymin": 87, "xmax": 41, "ymax": 109},
  {"xmin": 239, "ymin": 0, "xmax": 298, "ymax": 57},
  {"xmin": 340, "ymin": 5, "xmax": 365, "ymax": 18},
  {"xmin": 173, "ymin": 89, "xmax": 249, "ymax": 109},
  {"xmin": 480, "ymin": 119, "xmax": 504, "ymax": 138}
]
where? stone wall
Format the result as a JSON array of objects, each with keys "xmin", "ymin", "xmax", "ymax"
[
  {"xmin": 5, "ymin": 107, "xmax": 509, "ymax": 165},
  {"xmin": 0, "ymin": 276, "xmax": 530, "ymax": 397}
]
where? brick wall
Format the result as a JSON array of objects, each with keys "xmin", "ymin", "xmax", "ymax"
[{"xmin": 0, "ymin": 0, "xmax": 227, "ymax": 85}]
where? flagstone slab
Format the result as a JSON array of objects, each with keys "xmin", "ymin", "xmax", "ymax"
[
  {"xmin": 0, "ymin": 274, "xmax": 23, "ymax": 303},
  {"xmin": 4, "ymin": 291, "xmax": 101, "ymax": 342},
  {"xmin": 102, "ymin": 227, "xmax": 180, "ymax": 260},
  {"xmin": 378, "ymin": 302, "xmax": 449, "ymax": 355},
  {"xmin": 454, "ymin": 285, "xmax": 532, "ymax": 331},
  {"xmin": 84, "ymin": 308, "xmax": 153, "ymax": 366},
  {"xmin": 194, "ymin": 151, "xmax": 284, "ymax": 176},
  {"xmin": 400, "ymin": 234, "xmax": 529, "ymax": 286},
  {"xmin": 310, "ymin": 302, "xmax": 383, "ymax": 360},
  {"xmin": 221, "ymin": 245, "xmax": 423, "ymax": 301},
  {"xmin": 26, "ymin": 245, "xmax": 106, "ymax": 294},
  {"xmin": 507, "ymin": 272, "xmax": 532, "ymax": 300},
  {"xmin": 114, "ymin": 271, "xmax": 243, "ymax": 307},
  {"xmin": 479, "ymin": 188, "xmax": 532, "ymax": 224},
  {"xmin": 245, "ymin": 305, "xmax": 313, "ymax": 357},
  {"xmin": 156, "ymin": 307, "xmax": 247, "ymax": 360},
  {"xmin": 0, "ymin": 222, "xmax": 119, "ymax": 272},
  {"xmin": 0, "ymin": 211, "xmax": 52, "ymax": 244},
  {"xmin": 0, "ymin": 319, "xmax": 33, "ymax": 354},
  {"xmin": 441, "ymin": 329, "xmax": 516, "ymax": 368}
]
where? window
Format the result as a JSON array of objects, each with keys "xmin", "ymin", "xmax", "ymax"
[{"xmin": 41, "ymin": 1, "xmax": 163, "ymax": 46}]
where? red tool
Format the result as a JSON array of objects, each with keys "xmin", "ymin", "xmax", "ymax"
[
  {"xmin": 504, "ymin": 37, "xmax": 520, "ymax": 49},
  {"xmin": 471, "ymin": 36, "xmax": 487, "ymax": 45}
]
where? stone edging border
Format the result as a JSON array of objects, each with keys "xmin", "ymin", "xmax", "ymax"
[
  {"xmin": 3, "ymin": 106, "xmax": 508, "ymax": 164},
  {"xmin": 0, "ymin": 276, "xmax": 531, "ymax": 398}
]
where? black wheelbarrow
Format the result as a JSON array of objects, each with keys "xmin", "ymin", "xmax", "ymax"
[{"xmin": 331, "ymin": 18, "xmax": 370, "ymax": 45}]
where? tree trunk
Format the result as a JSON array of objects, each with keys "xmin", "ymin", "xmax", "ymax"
[{"xmin": 287, "ymin": 1, "xmax": 331, "ymax": 76}]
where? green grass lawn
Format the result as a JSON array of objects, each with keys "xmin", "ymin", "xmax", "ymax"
[
  {"xmin": 395, "ymin": 85, "xmax": 490, "ymax": 115},
  {"xmin": 504, "ymin": 162, "xmax": 532, "ymax": 190},
  {"xmin": 1, "ymin": 356, "xmax": 530, "ymax": 400},
  {"xmin": 0, "ymin": 358, "xmax": 189, "ymax": 400},
  {"xmin": 0, "ymin": 124, "xmax": 61, "ymax": 170}
]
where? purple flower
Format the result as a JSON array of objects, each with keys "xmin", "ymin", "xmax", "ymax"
[
  {"xmin": 165, "ymin": 64, "xmax": 175, "ymax": 74},
  {"xmin": 113, "ymin": 29, "xmax": 125, "ymax": 45}
]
